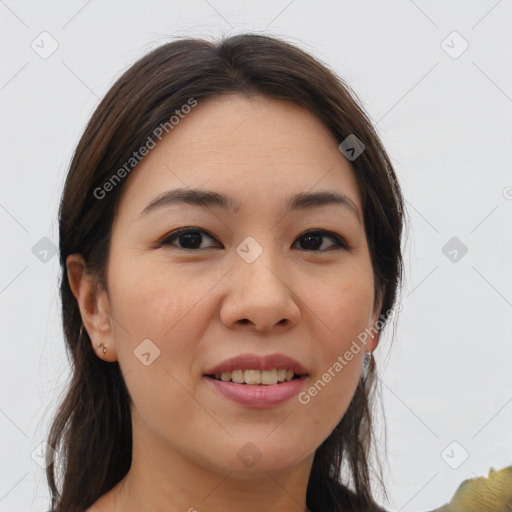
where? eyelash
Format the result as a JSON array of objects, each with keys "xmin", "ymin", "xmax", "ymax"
[{"xmin": 158, "ymin": 227, "xmax": 350, "ymax": 252}]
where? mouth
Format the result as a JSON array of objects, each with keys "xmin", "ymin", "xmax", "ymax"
[
  {"xmin": 202, "ymin": 353, "xmax": 309, "ymax": 407},
  {"xmin": 203, "ymin": 371, "xmax": 309, "ymax": 409},
  {"xmin": 204, "ymin": 369, "xmax": 306, "ymax": 385}
]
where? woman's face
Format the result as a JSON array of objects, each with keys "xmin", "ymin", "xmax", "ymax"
[{"xmin": 95, "ymin": 94, "xmax": 380, "ymax": 477}]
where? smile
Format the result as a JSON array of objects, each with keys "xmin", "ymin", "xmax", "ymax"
[
  {"xmin": 203, "ymin": 373, "xmax": 309, "ymax": 408},
  {"xmin": 207, "ymin": 368, "xmax": 301, "ymax": 385}
]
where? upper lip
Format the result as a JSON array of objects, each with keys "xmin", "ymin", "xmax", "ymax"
[{"xmin": 204, "ymin": 353, "xmax": 308, "ymax": 376}]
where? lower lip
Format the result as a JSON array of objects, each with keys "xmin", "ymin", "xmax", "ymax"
[{"xmin": 203, "ymin": 375, "xmax": 308, "ymax": 408}]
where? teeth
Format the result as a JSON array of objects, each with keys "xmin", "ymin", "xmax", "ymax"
[
  {"xmin": 231, "ymin": 369, "xmax": 244, "ymax": 383},
  {"xmin": 244, "ymin": 369, "xmax": 261, "ymax": 385},
  {"xmin": 213, "ymin": 369, "xmax": 299, "ymax": 385},
  {"xmin": 220, "ymin": 372, "xmax": 231, "ymax": 382},
  {"xmin": 261, "ymin": 369, "xmax": 277, "ymax": 385}
]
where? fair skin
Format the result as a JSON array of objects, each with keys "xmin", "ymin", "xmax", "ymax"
[{"xmin": 67, "ymin": 94, "xmax": 380, "ymax": 512}]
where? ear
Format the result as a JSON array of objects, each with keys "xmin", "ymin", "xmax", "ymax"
[{"xmin": 66, "ymin": 254, "xmax": 118, "ymax": 362}]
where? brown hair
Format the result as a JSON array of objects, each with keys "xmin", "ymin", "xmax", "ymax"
[{"xmin": 48, "ymin": 33, "xmax": 404, "ymax": 512}]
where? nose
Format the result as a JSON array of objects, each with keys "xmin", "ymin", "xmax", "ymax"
[{"xmin": 219, "ymin": 249, "xmax": 301, "ymax": 332}]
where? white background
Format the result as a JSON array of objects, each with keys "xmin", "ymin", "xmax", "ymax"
[{"xmin": 0, "ymin": 1, "xmax": 511, "ymax": 511}]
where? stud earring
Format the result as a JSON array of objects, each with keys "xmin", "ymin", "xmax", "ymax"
[{"xmin": 79, "ymin": 325, "xmax": 107, "ymax": 354}]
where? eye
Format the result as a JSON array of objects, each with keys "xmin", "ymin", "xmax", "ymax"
[
  {"xmin": 293, "ymin": 230, "xmax": 349, "ymax": 251},
  {"xmin": 159, "ymin": 227, "xmax": 221, "ymax": 250},
  {"xmin": 158, "ymin": 228, "xmax": 349, "ymax": 252}
]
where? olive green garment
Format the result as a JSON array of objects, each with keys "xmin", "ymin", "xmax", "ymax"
[{"xmin": 428, "ymin": 465, "xmax": 512, "ymax": 512}]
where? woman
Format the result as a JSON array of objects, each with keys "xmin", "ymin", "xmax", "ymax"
[{"xmin": 48, "ymin": 33, "xmax": 404, "ymax": 512}]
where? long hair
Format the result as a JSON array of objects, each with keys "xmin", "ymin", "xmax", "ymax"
[{"xmin": 48, "ymin": 33, "xmax": 404, "ymax": 512}]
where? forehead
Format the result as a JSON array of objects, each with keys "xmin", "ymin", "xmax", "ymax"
[{"xmin": 114, "ymin": 94, "xmax": 361, "ymax": 221}]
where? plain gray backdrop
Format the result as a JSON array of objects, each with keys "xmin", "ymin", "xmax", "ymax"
[{"xmin": 1, "ymin": 1, "xmax": 511, "ymax": 511}]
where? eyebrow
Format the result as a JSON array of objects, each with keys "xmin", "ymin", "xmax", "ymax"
[{"xmin": 139, "ymin": 188, "xmax": 361, "ymax": 222}]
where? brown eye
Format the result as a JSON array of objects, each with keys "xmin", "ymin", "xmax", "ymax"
[
  {"xmin": 294, "ymin": 230, "xmax": 349, "ymax": 251},
  {"xmin": 160, "ymin": 228, "xmax": 221, "ymax": 250},
  {"xmin": 159, "ymin": 228, "xmax": 349, "ymax": 252}
]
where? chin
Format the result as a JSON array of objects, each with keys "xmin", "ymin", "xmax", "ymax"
[{"xmin": 230, "ymin": 443, "xmax": 309, "ymax": 475}]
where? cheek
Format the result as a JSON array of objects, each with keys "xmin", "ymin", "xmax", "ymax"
[
  {"xmin": 108, "ymin": 255, "xmax": 213, "ymax": 343},
  {"xmin": 109, "ymin": 273, "xmax": 210, "ymax": 447},
  {"xmin": 291, "ymin": 270, "xmax": 373, "ymax": 441},
  {"xmin": 295, "ymin": 342, "xmax": 364, "ymax": 453},
  {"xmin": 314, "ymin": 270, "xmax": 375, "ymax": 352},
  {"xmin": 106, "ymin": 257, "xmax": 217, "ymax": 403}
]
